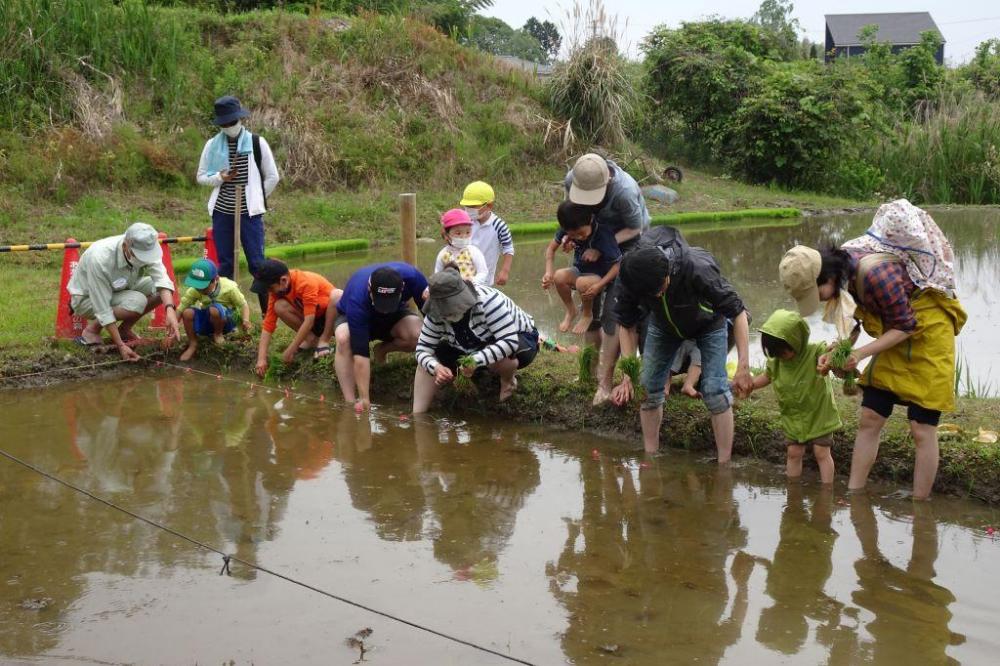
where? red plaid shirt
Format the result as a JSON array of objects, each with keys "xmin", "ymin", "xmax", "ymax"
[{"xmin": 846, "ymin": 249, "xmax": 917, "ymax": 333}]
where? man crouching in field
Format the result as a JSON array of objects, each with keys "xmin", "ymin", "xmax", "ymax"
[{"xmin": 67, "ymin": 222, "xmax": 180, "ymax": 361}]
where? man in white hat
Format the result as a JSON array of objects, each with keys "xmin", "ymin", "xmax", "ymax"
[
  {"xmin": 67, "ymin": 222, "xmax": 180, "ymax": 361},
  {"xmin": 563, "ymin": 152, "xmax": 651, "ymax": 404}
]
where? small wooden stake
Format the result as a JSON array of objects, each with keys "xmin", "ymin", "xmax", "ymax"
[
  {"xmin": 234, "ymin": 184, "xmax": 243, "ymax": 283},
  {"xmin": 400, "ymin": 192, "xmax": 416, "ymax": 266}
]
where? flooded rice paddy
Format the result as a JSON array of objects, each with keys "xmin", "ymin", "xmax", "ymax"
[
  {"xmin": 303, "ymin": 208, "xmax": 1000, "ymax": 391},
  {"xmin": 2, "ymin": 210, "xmax": 1000, "ymax": 664},
  {"xmin": 1, "ymin": 374, "xmax": 999, "ymax": 664}
]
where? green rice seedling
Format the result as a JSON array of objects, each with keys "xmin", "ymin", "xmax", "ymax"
[
  {"xmin": 578, "ymin": 344, "xmax": 598, "ymax": 384},
  {"xmin": 830, "ymin": 338, "xmax": 859, "ymax": 395},
  {"xmin": 453, "ymin": 355, "xmax": 477, "ymax": 392},
  {"xmin": 616, "ymin": 355, "xmax": 644, "ymax": 402}
]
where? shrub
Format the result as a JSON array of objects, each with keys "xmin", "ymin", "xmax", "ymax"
[
  {"xmin": 723, "ymin": 62, "xmax": 882, "ymax": 192},
  {"xmin": 546, "ymin": 0, "xmax": 639, "ymax": 150}
]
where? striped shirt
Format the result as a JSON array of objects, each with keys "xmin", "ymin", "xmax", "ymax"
[
  {"xmin": 214, "ymin": 137, "xmax": 249, "ymax": 215},
  {"xmin": 416, "ymin": 285, "xmax": 535, "ymax": 373},
  {"xmin": 471, "ymin": 213, "xmax": 515, "ymax": 285}
]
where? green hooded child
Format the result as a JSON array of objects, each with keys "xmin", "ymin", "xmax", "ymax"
[{"xmin": 748, "ymin": 309, "xmax": 843, "ymax": 483}]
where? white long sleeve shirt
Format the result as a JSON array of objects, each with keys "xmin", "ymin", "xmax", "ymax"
[
  {"xmin": 66, "ymin": 235, "xmax": 175, "ymax": 326},
  {"xmin": 196, "ymin": 131, "xmax": 279, "ymax": 218}
]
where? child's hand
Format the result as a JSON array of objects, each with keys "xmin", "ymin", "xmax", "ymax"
[
  {"xmin": 495, "ymin": 269, "xmax": 509, "ymax": 286},
  {"xmin": 581, "ymin": 283, "xmax": 603, "ymax": 299},
  {"xmin": 281, "ymin": 345, "xmax": 297, "ymax": 365},
  {"xmin": 241, "ymin": 320, "xmax": 253, "ymax": 334},
  {"xmin": 817, "ymin": 353, "xmax": 832, "ymax": 375},
  {"xmin": 434, "ymin": 365, "xmax": 454, "ymax": 386},
  {"xmin": 460, "ymin": 364, "xmax": 475, "ymax": 378},
  {"xmin": 255, "ymin": 358, "xmax": 268, "ymax": 377},
  {"xmin": 581, "ymin": 248, "xmax": 601, "ymax": 263},
  {"xmin": 541, "ymin": 272, "xmax": 554, "ymax": 290},
  {"xmin": 560, "ymin": 237, "xmax": 575, "ymax": 253}
]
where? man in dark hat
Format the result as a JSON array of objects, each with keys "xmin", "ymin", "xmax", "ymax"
[
  {"xmin": 196, "ymin": 95, "xmax": 280, "ymax": 313},
  {"xmin": 334, "ymin": 262, "xmax": 429, "ymax": 411},
  {"xmin": 609, "ymin": 227, "xmax": 753, "ymax": 462}
]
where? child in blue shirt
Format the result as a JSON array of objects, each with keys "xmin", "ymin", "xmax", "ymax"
[{"xmin": 542, "ymin": 200, "xmax": 622, "ymax": 335}]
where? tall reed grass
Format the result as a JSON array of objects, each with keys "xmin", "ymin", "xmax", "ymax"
[
  {"xmin": 877, "ymin": 91, "xmax": 1000, "ymax": 204},
  {"xmin": 0, "ymin": 0, "xmax": 190, "ymax": 129},
  {"xmin": 546, "ymin": 0, "xmax": 639, "ymax": 150}
]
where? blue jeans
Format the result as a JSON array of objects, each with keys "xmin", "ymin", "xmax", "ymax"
[
  {"xmin": 641, "ymin": 321, "xmax": 733, "ymax": 414},
  {"xmin": 212, "ymin": 209, "xmax": 265, "ymax": 280}
]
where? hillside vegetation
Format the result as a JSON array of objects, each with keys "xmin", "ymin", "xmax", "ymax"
[{"xmin": 1, "ymin": 0, "xmax": 562, "ymax": 204}]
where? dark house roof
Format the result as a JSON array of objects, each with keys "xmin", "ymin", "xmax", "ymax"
[{"xmin": 825, "ymin": 12, "xmax": 944, "ymax": 47}]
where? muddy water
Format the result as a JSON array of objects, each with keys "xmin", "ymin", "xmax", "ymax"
[
  {"xmin": 2, "ymin": 375, "xmax": 999, "ymax": 664},
  {"xmin": 300, "ymin": 208, "xmax": 1000, "ymax": 389}
]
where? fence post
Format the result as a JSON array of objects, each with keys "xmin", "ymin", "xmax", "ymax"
[
  {"xmin": 400, "ymin": 192, "xmax": 416, "ymax": 265},
  {"xmin": 233, "ymin": 185, "xmax": 243, "ymax": 284}
]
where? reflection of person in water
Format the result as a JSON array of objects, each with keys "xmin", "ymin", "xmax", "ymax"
[
  {"xmin": 548, "ymin": 457, "xmax": 750, "ymax": 664},
  {"xmin": 756, "ymin": 484, "xmax": 846, "ymax": 657},
  {"xmin": 850, "ymin": 494, "xmax": 965, "ymax": 662},
  {"xmin": 412, "ymin": 416, "xmax": 540, "ymax": 585},
  {"xmin": 335, "ymin": 406, "xmax": 426, "ymax": 541}
]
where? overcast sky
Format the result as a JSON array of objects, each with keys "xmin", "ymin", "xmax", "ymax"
[{"xmin": 485, "ymin": 0, "xmax": 1000, "ymax": 64}]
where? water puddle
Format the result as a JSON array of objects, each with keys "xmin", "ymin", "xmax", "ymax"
[{"xmin": 1, "ymin": 375, "xmax": 998, "ymax": 664}]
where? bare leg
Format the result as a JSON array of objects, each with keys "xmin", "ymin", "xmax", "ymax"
[
  {"xmin": 640, "ymin": 405, "xmax": 663, "ymax": 453},
  {"xmin": 412, "ymin": 366, "xmax": 440, "ymax": 414},
  {"xmin": 180, "ymin": 308, "xmax": 198, "ymax": 361},
  {"xmin": 334, "ymin": 322, "xmax": 356, "ymax": 403},
  {"xmin": 209, "ymin": 306, "xmax": 225, "ymax": 345},
  {"xmin": 787, "ymin": 443, "xmax": 805, "ymax": 479},
  {"xmin": 710, "ymin": 408, "xmax": 734, "ymax": 463},
  {"xmin": 118, "ymin": 293, "xmax": 161, "ymax": 341},
  {"xmin": 490, "ymin": 357, "xmax": 519, "ymax": 401},
  {"xmin": 813, "ymin": 444, "xmax": 835, "ymax": 485},
  {"xmin": 681, "ymin": 363, "xmax": 702, "ymax": 398},
  {"xmin": 554, "ymin": 268, "xmax": 578, "ymax": 332},
  {"xmin": 911, "ymin": 421, "xmax": 939, "ymax": 499},
  {"xmin": 849, "ymin": 407, "xmax": 887, "ymax": 491},
  {"xmin": 274, "ymin": 300, "xmax": 317, "ymax": 349},
  {"xmin": 594, "ymin": 328, "xmax": 619, "ymax": 406},
  {"xmin": 374, "ymin": 315, "xmax": 421, "ymax": 363},
  {"xmin": 572, "ymin": 275, "xmax": 601, "ymax": 335}
]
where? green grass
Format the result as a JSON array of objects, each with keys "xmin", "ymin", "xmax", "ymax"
[
  {"xmin": 172, "ymin": 239, "xmax": 371, "ymax": 273},
  {"xmin": 878, "ymin": 91, "xmax": 1000, "ymax": 205}
]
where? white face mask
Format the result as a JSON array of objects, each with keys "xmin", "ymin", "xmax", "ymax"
[
  {"xmin": 450, "ymin": 236, "xmax": 471, "ymax": 249},
  {"xmin": 465, "ymin": 207, "xmax": 483, "ymax": 221},
  {"xmin": 221, "ymin": 122, "xmax": 243, "ymax": 138}
]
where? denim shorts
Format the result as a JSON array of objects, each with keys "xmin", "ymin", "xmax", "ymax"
[
  {"xmin": 640, "ymin": 321, "xmax": 732, "ymax": 414},
  {"xmin": 192, "ymin": 303, "xmax": 236, "ymax": 336}
]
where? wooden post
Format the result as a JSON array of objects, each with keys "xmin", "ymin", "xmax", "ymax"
[
  {"xmin": 400, "ymin": 192, "xmax": 416, "ymax": 266},
  {"xmin": 233, "ymin": 185, "xmax": 243, "ymax": 283}
]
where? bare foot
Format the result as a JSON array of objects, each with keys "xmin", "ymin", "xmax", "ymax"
[
  {"xmin": 558, "ymin": 308, "xmax": 578, "ymax": 333},
  {"xmin": 681, "ymin": 384, "xmax": 702, "ymax": 399},
  {"xmin": 499, "ymin": 376, "xmax": 518, "ymax": 402},
  {"xmin": 213, "ymin": 334, "xmax": 225, "ymax": 345},
  {"xmin": 179, "ymin": 344, "xmax": 197, "ymax": 362},
  {"xmin": 79, "ymin": 330, "xmax": 104, "ymax": 345},
  {"xmin": 571, "ymin": 314, "xmax": 593, "ymax": 335},
  {"xmin": 592, "ymin": 385, "xmax": 611, "ymax": 406}
]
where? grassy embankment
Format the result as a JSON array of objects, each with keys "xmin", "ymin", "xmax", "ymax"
[{"xmin": 0, "ymin": 2, "xmax": 864, "ymax": 360}]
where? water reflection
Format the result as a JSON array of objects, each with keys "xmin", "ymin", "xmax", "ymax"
[
  {"xmin": 546, "ymin": 455, "xmax": 750, "ymax": 664},
  {"xmin": 1, "ymin": 376, "xmax": 998, "ymax": 663},
  {"xmin": 849, "ymin": 495, "xmax": 965, "ymax": 663}
]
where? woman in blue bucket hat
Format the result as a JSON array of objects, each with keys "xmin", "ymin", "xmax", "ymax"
[{"xmin": 196, "ymin": 95, "xmax": 280, "ymax": 313}]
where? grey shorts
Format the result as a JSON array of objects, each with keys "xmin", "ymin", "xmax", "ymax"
[{"xmin": 70, "ymin": 277, "xmax": 155, "ymax": 318}]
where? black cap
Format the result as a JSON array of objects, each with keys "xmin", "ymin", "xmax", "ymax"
[
  {"xmin": 370, "ymin": 266, "xmax": 404, "ymax": 314},
  {"xmin": 250, "ymin": 259, "xmax": 289, "ymax": 294}
]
